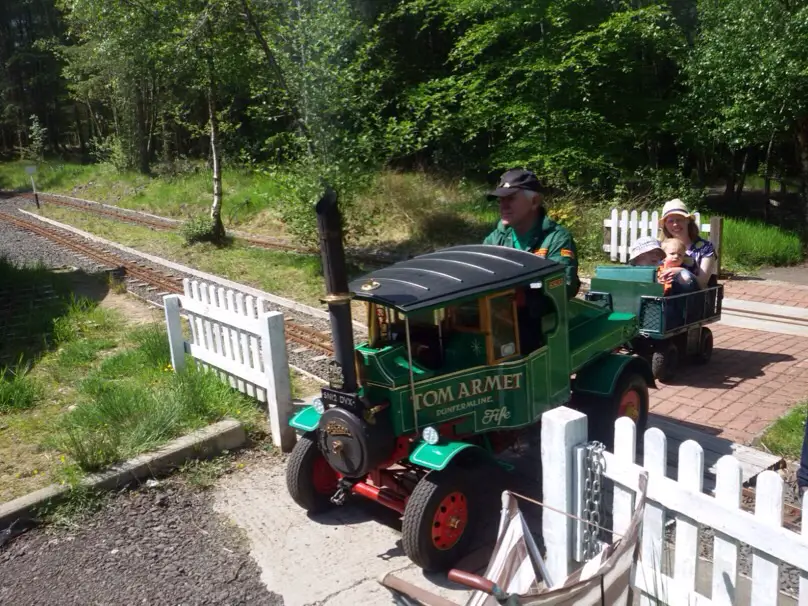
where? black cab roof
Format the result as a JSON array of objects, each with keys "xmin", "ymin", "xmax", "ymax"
[{"xmin": 348, "ymin": 245, "xmax": 564, "ymax": 313}]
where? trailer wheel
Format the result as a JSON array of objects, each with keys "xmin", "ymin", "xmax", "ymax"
[
  {"xmin": 402, "ymin": 467, "xmax": 476, "ymax": 572},
  {"xmin": 651, "ymin": 341, "xmax": 678, "ymax": 382},
  {"xmin": 286, "ymin": 432, "xmax": 338, "ymax": 514},
  {"xmin": 692, "ymin": 327, "xmax": 713, "ymax": 365}
]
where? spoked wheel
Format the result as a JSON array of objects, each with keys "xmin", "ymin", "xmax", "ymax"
[
  {"xmin": 402, "ymin": 467, "xmax": 476, "ymax": 572},
  {"xmin": 693, "ymin": 327, "xmax": 714, "ymax": 365},
  {"xmin": 651, "ymin": 341, "xmax": 678, "ymax": 382},
  {"xmin": 286, "ymin": 432, "xmax": 339, "ymax": 514}
]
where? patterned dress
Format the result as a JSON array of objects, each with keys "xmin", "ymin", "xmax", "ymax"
[{"xmin": 683, "ymin": 237, "xmax": 717, "ymax": 285}]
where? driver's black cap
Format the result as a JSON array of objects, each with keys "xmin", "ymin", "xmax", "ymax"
[{"xmin": 488, "ymin": 168, "xmax": 543, "ymax": 198}]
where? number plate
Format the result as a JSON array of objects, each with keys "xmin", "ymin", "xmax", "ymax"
[{"xmin": 321, "ymin": 387, "xmax": 359, "ymax": 408}]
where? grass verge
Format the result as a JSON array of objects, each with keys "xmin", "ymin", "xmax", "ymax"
[
  {"xmin": 721, "ymin": 217, "xmax": 804, "ymax": 272},
  {"xmin": 759, "ymin": 401, "xmax": 807, "ymax": 460},
  {"xmin": 0, "ymin": 263, "xmax": 281, "ymax": 503}
]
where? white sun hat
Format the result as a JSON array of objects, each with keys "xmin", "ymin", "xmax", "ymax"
[{"xmin": 629, "ymin": 236, "xmax": 663, "ymax": 262}]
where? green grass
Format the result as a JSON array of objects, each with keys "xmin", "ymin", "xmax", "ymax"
[
  {"xmin": 721, "ymin": 217, "xmax": 804, "ymax": 272},
  {"xmin": 0, "ymin": 360, "xmax": 40, "ymax": 413},
  {"xmin": 1, "ymin": 284, "xmax": 264, "ymax": 502},
  {"xmin": 759, "ymin": 401, "xmax": 807, "ymax": 460}
]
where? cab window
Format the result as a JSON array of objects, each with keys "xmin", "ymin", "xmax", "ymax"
[
  {"xmin": 450, "ymin": 300, "xmax": 480, "ymax": 331},
  {"xmin": 488, "ymin": 293, "xmax": 520, "ymax": 362}
]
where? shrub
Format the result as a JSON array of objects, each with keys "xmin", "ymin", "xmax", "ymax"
[
  {"xmin": 722, "ymin": 218, "xmax": 804, "ymax": 269},
  {"xmin": 180, "ymin": 214, "xmax": 218, "ymax": 245}
]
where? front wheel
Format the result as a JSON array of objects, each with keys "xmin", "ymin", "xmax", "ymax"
[
  {"xmin": 402, "ymin": 467, "xmax": 476, "ymax": 572},
  {"xmin": 286, "ymin": 432, "xmax": 339, "ymax": 514}
]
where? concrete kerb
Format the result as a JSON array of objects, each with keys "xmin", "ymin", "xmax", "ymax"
[{"xmin": 0, "ymin": 418, "xmax": 246, "ymax": 532}]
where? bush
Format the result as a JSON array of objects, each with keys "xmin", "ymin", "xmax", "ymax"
[
  {"xmin": 722, "ymin": 218, "xmax": 804, "ymax": 269},
  {"xmin": 180, "ymin": 214, "xmax": 218, "ymax": 245}
]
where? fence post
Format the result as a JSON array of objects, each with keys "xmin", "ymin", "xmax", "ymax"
[
  {"xmin": 710, "ymin": 216, "xmax": 724, "ymax": 276},
  {"xmin": 541, "ymin": 406, "xmax": 588, "ymax": 585},
  {"xmin": 163, "ymin": 294, "xmax": 186, "ymax": 373},
  {"xmin": 259, "ymin": 311, "xmax": 295, "ymax": 452}
]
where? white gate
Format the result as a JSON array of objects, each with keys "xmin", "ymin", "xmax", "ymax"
[
  {"xmin": 541, "ymin": 408, "xmax": 808, "ymax": 605},
  {"xmin": 163, "ymin": 278, "xmax": 295, "ymax": 452},
  {"xmin": 603, "ymin": 208, "xmax": 715, "ymax": 263}
]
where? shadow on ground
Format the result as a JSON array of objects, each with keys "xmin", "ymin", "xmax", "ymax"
[
  {"xmin": 0, "ymin": 260, "xmax": 112, "ymax": 368},
  {"xmin": 663, "ymin": 349, "xmax": 795, "ymax": 390}
]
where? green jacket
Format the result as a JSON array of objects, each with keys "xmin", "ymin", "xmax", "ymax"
[{"xmin": 483, "ymin": 212, "xmax": 581, "ymax": 298}]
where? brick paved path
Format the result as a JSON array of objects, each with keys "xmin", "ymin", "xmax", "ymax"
[
  {"xmin": 723, "ymin": 278, "xmax": 808, "ymax": 309},
  {"xmin": 650, "ymin": 324, "xmax": 808, "ymax": 445}
]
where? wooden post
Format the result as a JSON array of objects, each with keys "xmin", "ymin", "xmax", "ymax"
[
  {"xmin": 164, "ymin": 294, "xmax": 186, "ymax": 373},
  {"xmin": 710, "ymin": 216, "xmax": 724, "ymax": 277},
  {"xmin": 712, "ymin": 455, "xmax": 742, "ymax": 606},
  {"xmin": 541, "ymin": 406, "xmax": 588, "ymax": 585},
  {"xmin": 259, "ymin": 310, "xmax": 295, "ymax": 452},
  {"xmin": 751, "ymin": 471, "xmax": 783, "ymax": 604}
]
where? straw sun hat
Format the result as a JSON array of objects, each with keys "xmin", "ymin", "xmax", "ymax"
[{"xmin": 658, "ymin": 199, "xmax": 694, "ymax": 225}]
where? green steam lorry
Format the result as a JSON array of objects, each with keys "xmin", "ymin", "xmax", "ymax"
[{"xmin": 285, "ymin": 191, "xmax": 656, "ymax": 571}]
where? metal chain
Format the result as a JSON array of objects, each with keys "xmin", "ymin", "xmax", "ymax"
[{"xmin": 581, "ymin": 441, "xmax": 605, "ymax": 561}]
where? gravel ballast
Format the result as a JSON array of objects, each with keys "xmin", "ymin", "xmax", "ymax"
[{"xmin": 0, "ymin": 477, "xmax": 283, "ymax": 605}]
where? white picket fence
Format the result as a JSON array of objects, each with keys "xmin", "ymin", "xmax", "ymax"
[
  {"xmin": 603, "ymin": 208, "xmax": 714, "ymax": 263},
  {"xmin": 541, "ymin": 407, "xmax": 808, "ymax": 605},
  {"xmin": 163, "ymin": 278, "xmax": 295, "ymax": 452}
]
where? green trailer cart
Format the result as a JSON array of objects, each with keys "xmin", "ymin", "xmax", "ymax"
[
  {"xmin": 285, "ymin": 191, "xmax": 655, "ymax": 572},
  {"xmin": 585, "ymin": 265, "xmax": 724, "ymax": 381}
]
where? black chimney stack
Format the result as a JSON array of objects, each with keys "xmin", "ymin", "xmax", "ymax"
[{"xmin": 315, "ymin": 187, "xmax": 357, "ymax": 395}]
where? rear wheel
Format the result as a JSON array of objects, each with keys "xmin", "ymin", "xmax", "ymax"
[
  {"xmin": 286, "ymin": 432, "xmax": 338, "ymax": 514},
  {"xmin": 402, "ymin": 467, "xmax": 476, "ymax": 572},
  {"xmin": 692, "ymin": 327, "xmax": 713, "ymax": 365},
  {"xmin": 584, "ymin": 372, "xmax": 649, "ymax": 449},
  {"xmin": 651, "ymin": 341, "xmax": 678, "ymax": 382}
]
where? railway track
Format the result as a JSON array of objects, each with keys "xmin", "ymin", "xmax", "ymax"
[
  {"xmin": 18, "ymin": 191, "xmax": 397, "ymax": 266},
  {"xmin": 0, "ymin": 210, "xmax": 335, "ymax": 367}
]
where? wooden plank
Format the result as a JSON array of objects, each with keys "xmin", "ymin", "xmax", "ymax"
[
  {"xmin": 613, "ymin": 417, "xmax": 636, "ymax": 542},
  {"xmin": 674, "ymin": 441, "xmax": 703, "ymax": 595},
  {"xmin": 752, "ymin": 471, "xmax": 784, "ymax": 605},
  {"xmin": 601, "ymin": 454, "xmax": 808, "ymax": 570},
  {"xmin": 179, "ymin": 293, "xmax": 263, "ymax": 335},
  {"xmin": 639, "ymin": 428, "xmax": 667, "ymax": 606},
  {"xmin": 712, "ymin": 456, "xmax": 741, "ymax": 606},
  {"xmin": 646, "ymin": 416, "xmax": 784, "ymax": 487}
]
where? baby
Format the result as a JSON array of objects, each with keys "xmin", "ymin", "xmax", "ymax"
[{"xmin": 658, "ymin": 238, "xmax": 698, "ymax": 294}]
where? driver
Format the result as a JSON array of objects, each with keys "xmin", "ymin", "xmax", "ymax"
[{"xmin": 483, "ymin": 168, "xmax": 580, "ymax": 298}]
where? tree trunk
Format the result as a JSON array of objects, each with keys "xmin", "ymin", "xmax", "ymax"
[
  {"xmin": 735, "ymin": 149, "xmax": 750, "ymax": 204},
  {"xmin": 135, "ymin": 87, "xmax": 150, "ymax": 174},
  {"xmin": 205, "ymin": 44, "xmax": 225, "ymax": 243},
  {"xmin": 74, "ymin": 103, "xmax": 87, "ymax": 160}
]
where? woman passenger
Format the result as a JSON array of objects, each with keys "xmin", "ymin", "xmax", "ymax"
[{"xmin": 658, "ymin": 199, "xmax": 717, "ymax": 289}]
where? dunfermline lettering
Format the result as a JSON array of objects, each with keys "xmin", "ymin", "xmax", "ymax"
[{"xmin": 413, "ymin": 373, "xmax": 523, "ymax": 410}]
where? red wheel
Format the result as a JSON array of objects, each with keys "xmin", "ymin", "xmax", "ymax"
[
  {"xmin": 287, "ymin": 432, "xmax": 338, "ymax": 513},
  {"xmin": 617, "ymin": 388, "xmax": 641, "ymax": 423},
  {"xmin": 431, "ymin": 491, "xmax": 468, "ymax": 551},
  {"xmin": 312, "ymin": 456, "xmax": 338, "ymax": 495},
  {"xmin": 403, "ymin": 468, "xmax": 477, "ymax": 571}
]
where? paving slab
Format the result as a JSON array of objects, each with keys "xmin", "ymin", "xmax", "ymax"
[{"xmin": 649, "ymin": 323, "xmax": 808, "ymax": 445}]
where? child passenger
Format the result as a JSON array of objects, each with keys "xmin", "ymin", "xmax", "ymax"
[
  {"xmin": 628, "ymin": 236, "xmax": 665, "ymax": 267},
  {"xmin": 658, "ymin": 238, "xmax": 699, "ymax": 295}
]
